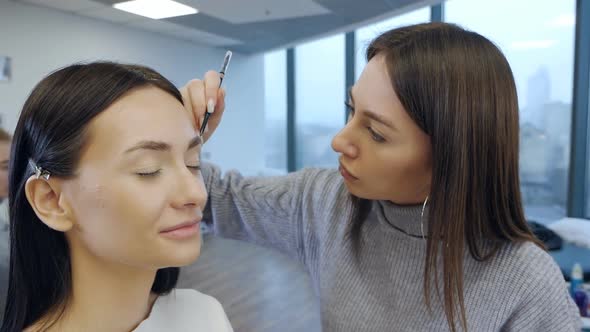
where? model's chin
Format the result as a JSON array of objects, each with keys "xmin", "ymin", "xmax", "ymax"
[{"xmin": 158, "ymin": 233, "xmax": 202, "ymax": 268}]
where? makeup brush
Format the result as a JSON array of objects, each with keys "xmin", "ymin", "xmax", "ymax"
[{"xmin": 200, "ymin": 50, "xmax": 232, "ymax": 137}]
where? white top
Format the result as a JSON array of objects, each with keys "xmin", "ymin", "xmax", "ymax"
[{"xmin": 133, "ymin": 289, "xmax": 233, "ymax": 332}]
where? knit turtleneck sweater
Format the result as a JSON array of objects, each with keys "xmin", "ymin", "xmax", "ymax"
[{"xmin": 201, "ymin": 163, "xmax": 581, "ymax": 331}]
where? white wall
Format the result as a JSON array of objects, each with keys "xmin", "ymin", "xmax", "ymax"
[{"xmin": 0, "ymin": 0, "xmax": 266, "ymax": 173}]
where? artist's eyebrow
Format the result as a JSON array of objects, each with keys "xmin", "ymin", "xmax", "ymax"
[
  {"xmin": 124, "ymin": 136, "xmax": 202, "ymax": 154},
  {"xmin": 364, "ymin": 110, "xmax": 397, "ymax": 131},
  {"xmin": 348, "ymin": 88, "xmax": 397, "ymax": 131}
]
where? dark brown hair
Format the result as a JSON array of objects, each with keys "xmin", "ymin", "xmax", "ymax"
[
  {"xmin": 2, "ymin": 62, "xmax": 182, "ymax": 332},
  {"xmin": 349, "ymin": 22, "xmax": 542, "ymax": 331}
]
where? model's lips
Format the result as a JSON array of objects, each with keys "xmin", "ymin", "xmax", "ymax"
[
  {"xmin": 338, "ymin": 163, "xmax": 358, "ymax": 181},
  {"xmin": 159, "ymin": 219, "xmax": 201, "ymax": 239},
  {"xmin": 160, "ymin": 220, "xmax": 201, "ymax": 233}
]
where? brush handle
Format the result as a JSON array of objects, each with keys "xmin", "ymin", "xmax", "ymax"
[{"xmin": 200, "ymin": 111, "xmax": 212, "ymax": 136}]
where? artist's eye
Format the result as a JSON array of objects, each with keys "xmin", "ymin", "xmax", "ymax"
[
  {"xmin": 345, "ymin": 101, "xmax": 355, "ymax": 122},
  {"xmin": 367, "ymin": 127, "xmax": 385, "ymax": 143}
]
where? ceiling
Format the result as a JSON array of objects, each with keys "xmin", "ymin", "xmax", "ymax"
[{"xmin": 15, "ymin": 0, "xmax": 436, "ymax": 54}]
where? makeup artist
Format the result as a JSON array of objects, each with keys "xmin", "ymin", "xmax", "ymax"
[{"xmin": 181, "ymin": 23, "xmax": 581, "ymax": 332}]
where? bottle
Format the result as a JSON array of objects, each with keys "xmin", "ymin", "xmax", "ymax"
[
  {"xmin": 571, "ymin": 263, "xmax": 584, "ymax": 296},
  {"xmin": 574, "ymin": 289, "xmax": 588, "ymax": 317},
  {"xmin": 571, "ymin": 263, "xmax": 588, "ymax": 317}
]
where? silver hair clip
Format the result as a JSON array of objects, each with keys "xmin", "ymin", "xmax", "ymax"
[{"xmin": 29, "ymin": 159, "xmax": 50, "ymax": 180}]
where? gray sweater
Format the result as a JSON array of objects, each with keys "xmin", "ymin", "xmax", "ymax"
[{"xmin": 202, "ymin": 163, "xmax": 581, "ymax": 331}]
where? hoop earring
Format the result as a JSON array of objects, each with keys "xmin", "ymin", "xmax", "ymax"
[{"xmin": 420, "ymin": 195, "xmax": 429, "ymax": 239}]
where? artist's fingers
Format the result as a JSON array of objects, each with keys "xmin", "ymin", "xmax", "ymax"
[
  {"xmin": 203, "ymin": 70, "xmax": 221, "ymax": 114},
  {"xmin": 201, "ymin": 88, "xmax": 226, "ymax": 142},
  {"xmin": 180, "ymin": 79, "xmax": 207, "ymax": 131}
]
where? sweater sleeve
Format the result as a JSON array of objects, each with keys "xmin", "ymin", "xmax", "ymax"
[
  {"xmin": 500, "ymin": 246, "xmax": 582, "ymax": 332},
  {"xmin": 200, "ymin": 162, "xmax": 341, "ymax": 266}
]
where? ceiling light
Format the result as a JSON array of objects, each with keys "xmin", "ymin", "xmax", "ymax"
[{"xmin": 113, "ymin": 0, "xmax": 198, "ymax": 20}]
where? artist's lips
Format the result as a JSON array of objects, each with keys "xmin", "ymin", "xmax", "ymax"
[{"xmin": 339, "ymin": 163, "xmax": 358, "ymax": 181}]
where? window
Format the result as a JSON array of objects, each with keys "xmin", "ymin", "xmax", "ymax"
[
  {"xmin": 295, "ymin": 34, "xmax": 345, "ymax": 169},
  {"xmin": 355, "ymin": 7, "xmax": 430, "ymax": 80},
  {"xmin": 264, "ymin": 50, "xmax": 288, "ymax": 174},
  {"xmin": 587, "ymin": 90, "xmax": 590, "ymax": 217},
  {"xmin": 446, "ymin": 0, "xmax": 577, "ymax": 223}
]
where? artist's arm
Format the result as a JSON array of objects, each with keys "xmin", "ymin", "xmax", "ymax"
[
  {"xmin": 201, "ymin": 163, "xmax": 323, "ymax": 262},
  {"xmin": 180, "ymin": 71, "xmax": 324, "ymax": 262}
]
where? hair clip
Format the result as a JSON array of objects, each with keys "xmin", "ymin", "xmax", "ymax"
[{"xmin": 29, "ymin": 159, "xmax": 50, "ymax": 181}]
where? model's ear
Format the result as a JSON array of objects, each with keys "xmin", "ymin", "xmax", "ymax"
[{"xmin": 25, "ymin": 175, "xmax": 75, "ymax": 232}]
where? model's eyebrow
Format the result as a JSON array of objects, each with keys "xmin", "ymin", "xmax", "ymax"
[
  {"xmin": 124, "ymin": 136, "xmax": 202, "ymax": 154},
  {"xmin": 187, "ymin": 136, "xmax": 202, "ymax": 150}
]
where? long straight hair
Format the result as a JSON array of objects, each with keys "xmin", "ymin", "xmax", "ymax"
[
  {"xmin": 348, "ymin": 23, "xmax": 543, "ymax": 331},
  {"xmin": 1, "ymin": 62, "xmax": 183, "ymax": 332}
]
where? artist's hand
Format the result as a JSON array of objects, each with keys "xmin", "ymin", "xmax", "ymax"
[{"xmin": 180, "ymin": 70, "xmax": 226, "ymax": 143}]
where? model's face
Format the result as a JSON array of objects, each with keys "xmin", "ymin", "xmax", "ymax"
[{"xmin": 60, "ymin": 86, "xmax": 207, "ymax": 270}]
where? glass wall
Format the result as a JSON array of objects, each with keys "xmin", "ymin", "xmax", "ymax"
[
  {"xmin": 587, "ymin": 89, "xmax": 590, "ymax": 217},
  {"xmin": 264, "ymin": 50, "xmax": 288, "ymax": 174},
  {"xmin": 355, "ymin": 7, "xmax": 430, "ymax": 80},
  {"xmin": 446, "ymin": 0, "xmax": 577, "ymax": 223},
  {"xmin": 295, "ymin": 34, "xmax": 345, "ymax": 169}
]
